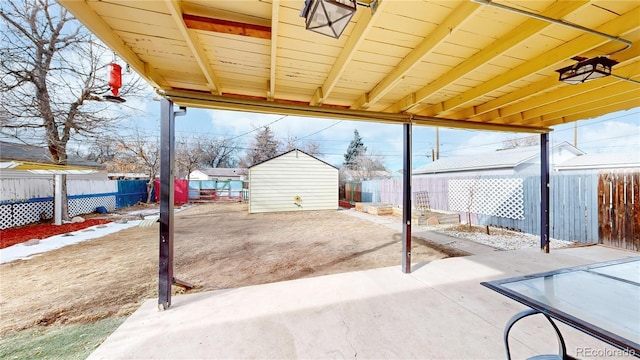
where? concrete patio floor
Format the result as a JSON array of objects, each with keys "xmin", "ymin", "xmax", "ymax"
[{"xmin": 89, "ymin": 245, "xmax": 638, "ymax": 359}]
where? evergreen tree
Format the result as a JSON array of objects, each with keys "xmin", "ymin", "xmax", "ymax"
[
  {"xmin": 245, "ymin": 126, "xmax": 282, "ymax": 166},
  {"xmin": 343, "ymin": 129, "xmax": 367, "ymax": 169}
]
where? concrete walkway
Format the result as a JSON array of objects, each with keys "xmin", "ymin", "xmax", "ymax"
[{"xmin": 89, "ymin": 246, "xmax": 638, "ymax": 359}]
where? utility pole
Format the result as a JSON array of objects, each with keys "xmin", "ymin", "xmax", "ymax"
[{"xmin": 435, "ymin": 127, "xmax": 440, "ymax": 160}]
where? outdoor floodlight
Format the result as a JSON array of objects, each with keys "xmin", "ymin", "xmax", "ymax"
[{"xmin": 555, "ymin": 56, "xmax": 618, "ymax": 85}]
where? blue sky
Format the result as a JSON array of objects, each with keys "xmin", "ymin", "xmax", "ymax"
[{"xmin": 130, "ymin": 98, "xmax": 639, "ymax": 172}]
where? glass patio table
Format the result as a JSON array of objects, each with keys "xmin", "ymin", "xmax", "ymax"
[{"xmin": 481, "ymin": 257, "xmax": 640, "ymax": 357}]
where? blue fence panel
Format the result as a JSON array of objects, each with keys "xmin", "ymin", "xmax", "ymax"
[{"xmin": 116, "ymin": 180, "xmax": 150, "ymax": 208}]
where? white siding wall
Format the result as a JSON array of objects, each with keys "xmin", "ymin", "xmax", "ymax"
[
  {"xmin": 249, "ymin": 151, "xmax": 338, "ymax": 213},
  {"xmin": 0, "ymin": 179, "xmax": 118, "ymax": 201}
]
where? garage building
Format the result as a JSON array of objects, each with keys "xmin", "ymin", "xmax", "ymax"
[{"xmin": 249, "ymin": 149, "xmax": 338, "ymax": 213}]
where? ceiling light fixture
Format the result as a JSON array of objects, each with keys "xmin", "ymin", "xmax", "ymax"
[
  {"xmin": 555, "ymin": 56, "xmax": 619, "ymax": 85},
  {"xmin": 300, "ymin": 0, "xmax": 357, "ymax": 39}
]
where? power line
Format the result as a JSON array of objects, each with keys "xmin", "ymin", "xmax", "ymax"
[{"xmin": 297, "ymin": 121, "xmax": 343, "ymax": 140}]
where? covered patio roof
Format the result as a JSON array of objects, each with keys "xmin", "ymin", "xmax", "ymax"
[{"xmin": 58, "ymin": 0, "xmax": 640, "ymax": 133}]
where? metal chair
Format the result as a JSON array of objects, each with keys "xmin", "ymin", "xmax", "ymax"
[{"xmin": 504, "ymin": 309, "xmax": 568, "ymax": 360}]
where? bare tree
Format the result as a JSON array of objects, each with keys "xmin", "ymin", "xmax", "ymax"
[
  {"xmin": 175, "ymin": 136, "xmax": 204, "ymax": 180},
  {"xmin": 339, "ymin": 152, "xmax": 388, "ymax": 183},
  {"xmin": 244, "ymin": 126, "xmax": 281, "ymax": 166},
  {"xmin": 0, "ymin": 0, "xmax": 148, "ymax": 219},
  {"xmin": 200, "ymin": 137, "xmax": 238, "ymax": 168},
  {"xmin": 112, "ymin": 130, "xmax": 159, "ymax": 203},
  {"xmin": 284, "ymin": 135, "xmax": 322, "ymax": 157},
  {"xmin": 501, "ymin": 136, "xmax": 539, "ymax": 150}
]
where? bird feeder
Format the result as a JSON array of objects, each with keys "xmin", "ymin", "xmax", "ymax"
[{"xmin": 105, "ymin": 62, "xmax": 126, "ymax": 103}]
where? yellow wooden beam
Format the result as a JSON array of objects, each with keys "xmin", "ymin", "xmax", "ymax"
[
  {"xmin": 513, "ymin": 90, "xmax": 640, "ymax": 126},
  {"xmin": 512, "ymin": 71, "xmax": 638, "ymax": 122},
  {"xmin": 57, "ymin": 0, "xmax": 168, "ymax": 89},
  {"xmin": 422, "ymin": 6, "xmax": 640, "ymax": 117},
  {"xmin": 311, "ymin": 0, "xmax": 387, "ymax": 106},
  {"xmin": 454, "ymin": 40, "xmax": 640, "ymax": 121},
  {"xmin": 395, "ymin": 0, "xmax": 587, "ymax": 114},
  {"xmin": 353, "ymin": 1, "xmax": 481, "ymax": 110},
  {"xmin": 166, "ymin": 0, "xmax": 221, "ymax": 95},
  {"xmin": 268, "ymin": 0, "xmax": 280, "ymax": 101},
  {"xmin": 544, "ymin": 98, "xmax": 640, "ymax": 127}
]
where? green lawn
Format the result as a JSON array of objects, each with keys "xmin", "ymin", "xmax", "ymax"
[{"xmin": 0, "ymin": 317, "xmax": 125, "ymax": 360}]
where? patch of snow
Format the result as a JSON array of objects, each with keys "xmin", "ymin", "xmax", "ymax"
[
  {"xmin": 0, "ymin": 220, "xmax": 142, "ymax": 264},
  {"xmin": 0, "ymin": 205, "xmax": 194, "ymax": 264}
]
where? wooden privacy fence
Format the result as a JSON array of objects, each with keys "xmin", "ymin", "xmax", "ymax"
[
  {"xmin": 598, "ymin": 170, "xmax": 640, "ymax": 251},
  {"xmin": 339, "ymin": 182, "xmax": 362, "ymax": 203}
]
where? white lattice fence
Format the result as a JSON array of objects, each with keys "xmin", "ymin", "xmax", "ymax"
[
  {"xmin": 449, "ymin": 178, "xmax": 524, "ymax": 220},
  {"xmin": 0, "ymin": 179, "xmax": 120, "ymax": 229}
]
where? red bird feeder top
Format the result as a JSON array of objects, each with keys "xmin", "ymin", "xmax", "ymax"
[{"xmin": 108, "ymin": 63, "xmax": 122, "ymax": 97}]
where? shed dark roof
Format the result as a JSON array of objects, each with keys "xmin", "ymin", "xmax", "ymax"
[{"xmin": 0, "ymin": 141, "xmax": 104, "ymax": 169}]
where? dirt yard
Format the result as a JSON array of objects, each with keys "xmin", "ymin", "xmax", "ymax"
[{"xmin": 0, "ymin": 203, "xmax": 456, "ymax": 336}]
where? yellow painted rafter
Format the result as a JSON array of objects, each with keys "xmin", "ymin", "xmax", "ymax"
[
  {"xmin": 165, "ymin": 0, "xmax": 221, "ymax": 95},
  {"xmin": 268, "ymin": 0, "xmax": 280, "ymax": 101},
  {"xmin": 57, "ymin": 0, "xmax": 168, "ymax": 89},
  {"xmin": 455, "ymin": 40, "xmax": 640, "ymax": 121},
  {"xmin": 501, "ymin": 65, "xmax": 640, "ymax": 123},
  {"xmin": 547, "ymin": 98, "xmax": 640, "ymax": 126},
  {"xmin": 354, "ymin": 1, "xmax": 480, "ymax": 111},
  {"xmin": 310, "ymin": 0, "xmax": 387, "ymax": 106},
  {"xmin": 389, "ymin": 0, "xmax": 587, "ymax": 114},
  {"xmin": 504, "ymin": 81, "xmax": 640, "ymax": 124},
  {"xmin": 420, "ymin": 7, "xmax": 640, "ymax": 117},
  {"xmin": 511, "ymin": 90, "xmax": 640, "ymax": 126}
]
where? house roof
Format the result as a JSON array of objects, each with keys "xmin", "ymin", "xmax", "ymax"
[
  {"xmin": 249, "ymin": 149, "xmax": 338, "ymax": 170},
  {"xmin": 555, "ymin": 152, "xmax": 640, "ymax": 170},
  {"xmin": 413, "ymin": 142, "xmax": 583, "ymax": 175},
  {"xmin": 58, "ymin": 1, "xmax": 640, "ymax": 134},
  {"xmin": 194, "ymin": 168, "xmax": 247, "ymax": 177},
  {"xmin": 0, "ymin": 141, "xmax": 104, "ymax": 171}
]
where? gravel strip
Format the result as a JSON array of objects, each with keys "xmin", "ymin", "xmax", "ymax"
[{"xmin": 415, "ymin": 224, "xmax": 575, "ymax": 251}]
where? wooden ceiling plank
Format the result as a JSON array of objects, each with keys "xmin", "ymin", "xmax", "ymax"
[
  {"xmin": 359, "ymin": 1, "xmax": 480, "ymax": 111},
  {"xmin": 503, "ymin": 81, "xmax": 640, "ymax": 124},
  {"xmin": 268, "ymin": 0, "xmax": 280, "ymax": 101},
  {"xmin": 545, "ymin": 98, "xmax": 640, "ymax": 126},
  {"xmin": 396, "ymin": 0, "xmax": 588, "ymax": 114},
  {"xmin": 422, "ymin": 6, "xmax": 640, "ymax": 118},
  {"xmin": 166, "ymin": 0, "xmax": 221, "ymax": 95},
  {"xmin": 311, "ymin": 0, "xmax": 388, "ymax": 106},
  {"xmin": 57, "ymin": 0, "xmax": 168, "ymax": 89},
  {"xmin": 455, "ymin": 39, "xmax": 640, "ymax": 121},
  {"xmin": 498, "ymin": 64, "xmax": 640, "ymax": 122},
  {"xmin": 509, "ymin": 90, "xmax": 640, "ymax": 126}
]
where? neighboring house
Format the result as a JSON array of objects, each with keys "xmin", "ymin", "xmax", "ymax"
[
  {"xmin": 249, "ymin": 149, "xmax": 338, "ymax": 213},
  {"xmin": 0, "ymin": 141, "xmax": 106, "ymax": 179},
  {"xmin": 554, "ymin": 152, "xmax": 640, "ymax": 172},
  {"xmin": 413, "ymin": 142, "xmax": 583, "ymax": 177},
  {"xmin": 189, "ymin": 168, "xmax": 248, "ymax": 181}
]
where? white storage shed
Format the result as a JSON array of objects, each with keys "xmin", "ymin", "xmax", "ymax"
[{"xmin": 249, "ymin": 149, "xmax": 338, "ymax": 213}]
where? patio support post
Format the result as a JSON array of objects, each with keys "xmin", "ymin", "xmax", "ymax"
[
  {"xmin": 402, "ymin": 123, "xmax": 412, "ymax": 273},
  {"xmin": 159, "ymin": 98, "xmax": 176, "ymax": 310},
  {"xmin": 540, "ymin": 132, "xmax": 550, "ymax": 253}
]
